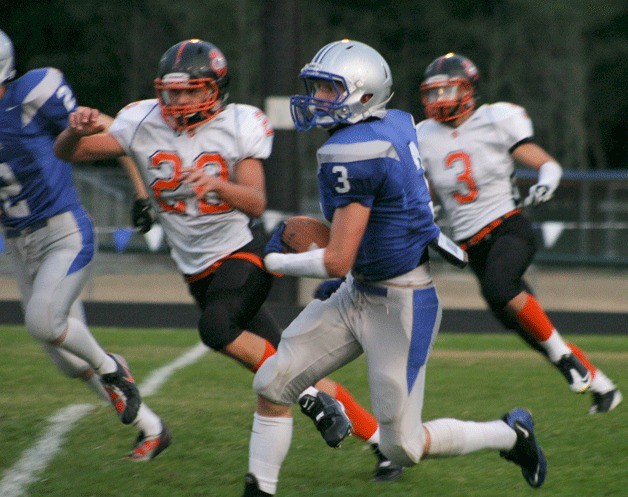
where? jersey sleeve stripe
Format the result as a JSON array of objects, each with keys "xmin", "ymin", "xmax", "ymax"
[
  {"xmin": 317, "ymin": 140, "xmax": 399, "ymax": 164},
  {"xmin": 21, "ymin": 68, "xmax": 64, "ymax": 128}
]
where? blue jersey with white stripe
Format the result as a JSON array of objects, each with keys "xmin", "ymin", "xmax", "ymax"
[
  {"xmin": 0, "ymin": 68, "xmax": 82, "ymax": 230},
  {"xmin": 318, "ymin": 109, "xmax": 440, "ymax": 281}
]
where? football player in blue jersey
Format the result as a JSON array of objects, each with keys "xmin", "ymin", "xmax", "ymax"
[
  {"xmin": 0, "ymin": 29, "xmax": 170, "ymax": 461},
  {"xmin": 241, "ymin": 40, "xmax": 547, "ymax": 496}
]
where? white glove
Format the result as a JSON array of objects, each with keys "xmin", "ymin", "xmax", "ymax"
[
  {"xmin": 523, "ymin": 160, "xmax": 562, "ymax": 207},
  {"xmin": 524, "ymin": 184, "xmax": 553, "ymax": 206}
]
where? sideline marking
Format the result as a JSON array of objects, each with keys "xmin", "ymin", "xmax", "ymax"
[{"xmin": 0, "ymin": 342, "xmax": 209, "ymax": 497}]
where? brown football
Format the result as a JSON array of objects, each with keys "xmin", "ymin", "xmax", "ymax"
[{"xmin": 281, "ymin": 216, "xmax": 330, "ymax": 253}]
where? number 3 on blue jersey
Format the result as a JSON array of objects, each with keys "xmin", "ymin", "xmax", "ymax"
[{"xmin": 332, "ymin": 165, "xmax": 350, "ymax": 193}]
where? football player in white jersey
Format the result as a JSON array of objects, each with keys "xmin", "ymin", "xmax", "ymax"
[
  {"xmin": 54, "ymin": 39, "xmax": 405, "ymax": 480},
  {"xmin": 238, "ymin": 40, "xmax": 547, "ymax": 496},
  {"xmin": 416, "ymin": 53, "xmax": 621, "ymax": 414},
  {"xmin": 0, "ymin": 29, "xmax": 170, "ymax": 461}
]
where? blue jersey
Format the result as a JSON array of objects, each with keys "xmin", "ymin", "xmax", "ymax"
[
  {"xmin": 317, "ymin": 109, "xmax": 440, "ymax": 281},
  {"xmin": 0, "ymin": 68, "xmax": 82, "ymax": 230}
]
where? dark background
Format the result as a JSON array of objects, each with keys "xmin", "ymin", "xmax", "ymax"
[{"xmin": 4, "ymin": 0, "xmax": 627, "ymax": 174}]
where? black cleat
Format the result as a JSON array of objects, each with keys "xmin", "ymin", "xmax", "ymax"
[
  {"xmin": 371, "ymin": 444, "xmax": 403, "ymax": 482},
  {"xmin": 299, "ymin": 392, "xmax": 352, "ymax": 448},
  {"xmin": 100, "ymin": 353, "xmax": 141, "ymax": 424},
  {"xmin": 500, "ymin": 408, "xmax": 547, "ymax": 488},
  {"xmin": 554, "ymin": 353, "xmax": 591, "ymax": 393},
  {"xmin": 589, "ymin": 388, "xmax": 622, "ymax": 414},
  {"xmin": 242, "ymin": 473, "xmax": 273, "ymax": 497}
]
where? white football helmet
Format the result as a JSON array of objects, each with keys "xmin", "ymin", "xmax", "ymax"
[
  {"xmin": 290, "ymin": 39, "xmax": 393, "ymax": 131},
  {"xmin": 0, "ymin": 29, "xmax": 16, "ymax": 84}
]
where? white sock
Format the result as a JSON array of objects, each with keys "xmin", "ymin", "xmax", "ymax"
[
  {"xmin": 83, "ymin": 370, "xmax": 111, "ymax": 403},
  {"xmin": 590, "ymin": 369, "xmax": 616, "ymax": 394},
  {"xmin": 249, "ymin": 412, "xmax": 293, "ymax": 495},
  {"xmin": 540, "ymin": 331, "xmax": 572, "ymax": 363},
  {"xmin": 368, "ymin": 427, "xmax": 380, "ymax": 445},
  {"xmin": 423, "ymin": 418, "xmax": 516, "ymax": 456},
  {"xmin": 132, "ymin": 403, "xmax": 162, "ymax": 436},
  {"xmin": 58, "ymin": 317, "xmax": 116, "ymax": 374}
]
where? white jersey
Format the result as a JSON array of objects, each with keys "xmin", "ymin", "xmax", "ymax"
[
  {"xmin": 416, "ymin": 103, "xmax": 532, "ymax": 241},
  {"xmin": 110, "ymin": 100, "xmax": 273, "ymax": 274}
]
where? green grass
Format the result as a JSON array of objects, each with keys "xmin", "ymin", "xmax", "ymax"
[{"xmin": 1, "ymin": 326, "xmax": 626, "ymax": 497}]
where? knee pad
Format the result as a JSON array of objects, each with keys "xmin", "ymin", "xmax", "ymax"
[
  {"xmin": 480, "ymin": 278, "xmax": 518, "ymax": 311},
  {"xmin": 253, "ymin": 353, "xmax": 299, "ymax": 405},
  {"xmin": 197, "ymin": 299, "xmax": 243, "ymax": 350},
  {"xmin": 24, "ymin": 295, "xmax": 64, "ymax": 342},
  {"xmin": 378, "ymin": 426, "xmax": 424, "ymax": 467}
]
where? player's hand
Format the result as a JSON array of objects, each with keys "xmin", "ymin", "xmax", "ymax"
[
  {"xmin": 181, "ymin": 168, "xmax": 221, "ymax": 199},
  {"xmin": 131, "ymin": 198, "xmax": 155, "ymax": 233},
  {"xmin": 524, "ymin": 184, "xmax": 553, "ymax": 207},
  {"xmin": 264, "ymin": 222, "xmax": 286, "ymax": 256},
  {"xmin": 313, "ymin": 278, "xmax": 344, "ymax": 301},
  {"xmin": 68, "ymin": 107, "xmax": 106, "ymax": 136}
]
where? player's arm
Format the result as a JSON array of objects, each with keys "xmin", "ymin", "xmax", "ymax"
[
  {"xmin": 182, "ymin": 157, "xmax": 267, "ymax": 218},
  {"xmin": 54, "ymin": 107, "xmax": 125, "ymax": 162},
  {"xmin": 263, "ymin": 202, "xmax": 369, "ymax": 279},
  {"xmin": 324, "ymin": 202, "xmax": 369, "ymax": 277},
  {"xmin": 512, "ymin": 142, "xmax": 562, "ymax": 206}
]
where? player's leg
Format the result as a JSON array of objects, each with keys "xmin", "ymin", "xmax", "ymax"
[
  {"xmin": 194, "ymin": 257, "xmax": 395, "ymax": 452},
  {"xmin": 358, "ymin": 281, "xmax": 440, "ymax": 466},
  {"xmin": 246, "ymin": 291, "xmax": 362, "ymax": 495},
  {"xmin": 470, "ymin": 216, "xmax": 591, "ymax": 393},
  {"xmin": 18, "ymin": 212, "xmax": 168, "ymax": 457},
  {"xmin": 361, "ymin": 282, "xmax": 546, "ymax": 488},
  {"xmin": 191, "ymin": 257, "xmax": 279, "ymax": 369},
  {"xmin": 8, "ymin": 235, "xmax": 110, "ymax": 402}
]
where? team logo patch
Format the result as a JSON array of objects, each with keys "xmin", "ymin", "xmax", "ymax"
[
  {"xmin": 461, "ymin": 59, "xmax": 478, "ymax": 79},
  {"xmin": 210, "ymin": 50, "xmax": 228, "ymax": 77}
]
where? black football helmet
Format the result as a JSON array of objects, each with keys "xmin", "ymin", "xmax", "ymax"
[
  {"xmin": 154, "ymin": 39, "xmax": 229, "ymax": 132},
  {"xmin": 420, "ymin": 53, "xmax": 479, "ymax": 123}
]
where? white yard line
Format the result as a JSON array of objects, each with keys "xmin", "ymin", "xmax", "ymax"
[{"xmin": 0, "ymin": 342, "xmax": 209, "ymax": 497}]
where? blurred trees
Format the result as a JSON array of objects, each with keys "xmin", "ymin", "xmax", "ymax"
[{"xmin": 4, "ymin": 0, "xmax": 626, "ymax": 169}]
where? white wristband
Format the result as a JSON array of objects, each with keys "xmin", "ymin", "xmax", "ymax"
[
  {"xmin": 537, "ymin": 160, "xmax": 562, "ymax": 192},
  {"xmin": 264, "ymin": 248, "xmax": 329, "ymax": 278}
]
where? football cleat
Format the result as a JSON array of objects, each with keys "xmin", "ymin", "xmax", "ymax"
[
  {"xmin": 371, "ymin": 444, "xmax": 403, "ymax": 482},
  {"xmin": 127, "ymin": 420, "xmax": 172, "ymax": 461},
  {"xmin": 100, "ymin": 353, "xmax": 141, "ymax": 424},
  {"xmin": 589, "ymin": 388, "xmax": 622, "ymax": 414},
  {"xmin": 242, "ymin": 473, "xmax": 273, "ymax": 497},
  {"xmin": 500, "ymin": 408, "xmax": 547, "ymax": 488},
  {"xmin": 298, "ymin": 392, "xmax": 352, "ymax": 448},
  {"xmin": 554, "ymin": 353, "xmax": 591, "ymax": 393}
]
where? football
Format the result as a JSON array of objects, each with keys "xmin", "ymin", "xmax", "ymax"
[{"xmin": 281, "ymin": 216, "xmax": 330, "ymax": 253}]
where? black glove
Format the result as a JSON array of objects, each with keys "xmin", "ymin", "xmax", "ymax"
[
  {"xmin": 313, "ymin": 278, "xmax": 345, "ymax": 301},
  {"xmin": 131, "ymin": 198, "xmax": 155, "ymax": 234}
]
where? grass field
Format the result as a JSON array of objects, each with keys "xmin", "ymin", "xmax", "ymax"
[{"xmin": 1, "ymin": 325, "xmax": 626, "ymax": 497}]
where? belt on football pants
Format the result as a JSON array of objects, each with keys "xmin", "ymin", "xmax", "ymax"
[
  {"xmin": 184, "ymin": 251, "xmax": 265, "ymax": 283},
  {"xmin": 354, "ymin": 280, "xmax": 388, "ymax": 297},
  {"xmin": 458, "ymin": 208, "xmax": 522, "ymax": 251},
  {"xmin": 4, "ymin": 218, "xmax": 48, "ymax": 238}
]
